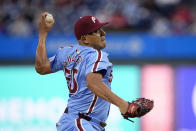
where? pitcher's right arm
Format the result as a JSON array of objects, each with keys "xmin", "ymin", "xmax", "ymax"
[{"xmin": 35, "ymin": 12, "xmax": 54, "ymax": 75}]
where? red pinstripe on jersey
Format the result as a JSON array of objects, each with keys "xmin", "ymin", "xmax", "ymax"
[
  {"xmin": 88, "ymin": 50, "xmax": 101, "ymax": 114},
  {"xmin": 87, "ymin": 95, "xmax": 98, "ymax": 114},
  {"xmin": 92, "ymin": 50, "xmax": 102, "ymax": 72},
  {"xmin": 75, "ymin": 118, "xmax": 84, "ymax": 131}
]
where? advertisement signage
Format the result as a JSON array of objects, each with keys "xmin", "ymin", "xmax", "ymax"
[
  {"xmin": 175, "ymin": 66, "xmax": 196, "ymax": 131},
  {"xmin": 1, "ymin": 34, "xmax": 196, "ymax": 61},
  {"xmin": 0, "ymin": 65, "xmax": 140, "ymax": 131},
  {"xmin": 141, "ymin": 65, "xmax": 174, "ymax": 131}
]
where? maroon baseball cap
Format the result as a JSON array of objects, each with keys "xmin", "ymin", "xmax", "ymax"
[{"xmin": 74, "ymin": 15, "xmax": 108, "ymax": 40}]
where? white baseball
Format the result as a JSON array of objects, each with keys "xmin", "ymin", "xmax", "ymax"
[{"xmin": 45, "ymin": 14, "xmax": 54, "ymax": 23}]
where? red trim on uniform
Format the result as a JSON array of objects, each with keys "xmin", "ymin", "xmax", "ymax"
[
  {"xmin": 87, "ymin": 95, "xmax": 98, "ymax": 114},
  {"xmin": 76, "ymin": 118, "xmax": 84, "ymax": 131},
  {"xmin": 92, "ymin": 50, "xmax": 102, "ymax": 72}
]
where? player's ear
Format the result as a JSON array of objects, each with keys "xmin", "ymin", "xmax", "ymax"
[
  {"xmin": 81, "ymin": 35, "xmax": 86, "ymax": 41},
  {"xmin": 81, "ymin": 35, "xmax": 89, "ymax": 45}
]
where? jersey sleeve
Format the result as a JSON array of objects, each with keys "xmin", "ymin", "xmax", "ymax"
[
  {"xmin": 49, "ymin": 47, "xmax": 65, "ymax": 72},
  {"xmin": 85, "ymin": 50, "xmax": 111, "ymax": 76}
]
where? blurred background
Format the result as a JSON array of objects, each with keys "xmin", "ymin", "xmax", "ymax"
[{"xmin": 0, "ymin": 0, "xmax": 196, "ymax": 131}]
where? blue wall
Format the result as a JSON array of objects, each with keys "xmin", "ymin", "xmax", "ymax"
[{"xmin": 0, "ymin": 33, "xmax": 196, "ymax": 60}]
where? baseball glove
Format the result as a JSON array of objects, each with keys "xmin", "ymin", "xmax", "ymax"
[{"xmin": 122, "ymin": 98, "xmax": 154, "ymax": 123}]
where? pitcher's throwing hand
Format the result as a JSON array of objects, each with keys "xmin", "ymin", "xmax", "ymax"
[{"xmin": 38, "ymin": 12, "xmax": 55, "ymax": 33}]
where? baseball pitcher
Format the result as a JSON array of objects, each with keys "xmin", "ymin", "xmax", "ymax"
[{"xmin": 35, "ymin": 12, "xmax": 153, "ymax": 131}]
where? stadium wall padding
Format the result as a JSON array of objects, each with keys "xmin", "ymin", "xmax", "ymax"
[{"xmin": 0, "ymin": 34, "xmax": 196, "ymax": 60}]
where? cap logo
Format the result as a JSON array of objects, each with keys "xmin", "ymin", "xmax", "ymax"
[{"xmin": 91, "ymin": 17, "xmax": 96, "ymax": 23}]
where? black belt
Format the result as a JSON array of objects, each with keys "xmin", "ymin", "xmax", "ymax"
[{"xmin": 64, "ymin": 108, "xmax": 106, "ymax": 128}]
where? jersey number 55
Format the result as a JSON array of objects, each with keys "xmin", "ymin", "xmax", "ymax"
[{"xmin": 64, "ymin": 67, "xmax": 78, "ymax": 94}]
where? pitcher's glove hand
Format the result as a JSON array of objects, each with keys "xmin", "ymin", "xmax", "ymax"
[{"xmin": 122, "ymin": 98, "xmax": 154, "ymax": 123}]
